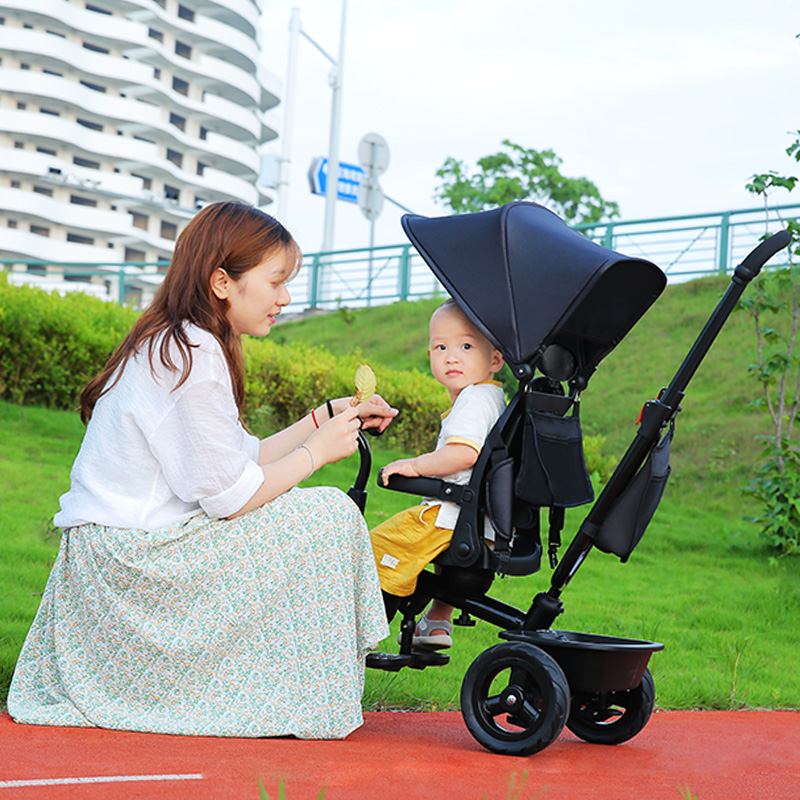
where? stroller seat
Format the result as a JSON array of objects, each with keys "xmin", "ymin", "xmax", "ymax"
[{"xmin": 380, "ymin": 342, "xmax": 589, "ymax": 633}]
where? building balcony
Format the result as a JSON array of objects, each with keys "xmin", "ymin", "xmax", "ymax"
[
  {"xmin": 2, "ymin": 0, "xmax": 150, "ymax": 50},
  {"xmin": 125, "ymin": 1, "xmax": 261, "ymax": 74},
  {"xmin": 0, "ymin": 149, "xmax": 143, "ymax": 200},
  {"xmin": 0, "ymin": 185, "xmax": 158, "ymax": 241},
  {"xmin": 188, "ymin": 0, "xmax": 261, "ymax": 39},
  {"xmin": 3, "ymin": 95, "xmax": 260, "ymax": 182},
  {"xmin": 0, "ymin": 28, "xmax": 152, "ymax": 88}
]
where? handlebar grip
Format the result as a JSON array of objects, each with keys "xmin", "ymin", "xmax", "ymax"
[{"xmin": 736, "ymin": 230, "xmax": 792, "ymax": 281}]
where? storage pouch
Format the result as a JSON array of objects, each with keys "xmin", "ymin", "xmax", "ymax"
[
  {"xmin": 593, "ymin": 420, "xmax": 674, "ymax": 562},
  {"xmin": 515, "ymin": 391, "xmax": 594, "ymax": 508}
]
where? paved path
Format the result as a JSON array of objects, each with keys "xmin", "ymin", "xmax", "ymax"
[{"xmin": 2, "ymin": 710, "xmax": 798, "ymax": 799}]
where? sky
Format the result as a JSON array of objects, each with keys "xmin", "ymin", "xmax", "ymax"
[{"xmin": 258, "ymin": 0, "xmax": 800, "ymax": 256}]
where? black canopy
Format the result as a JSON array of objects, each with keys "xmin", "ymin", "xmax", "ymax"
[{"xmin": 402, "ymin": 202, "xmax": 666, "ymax": 383}]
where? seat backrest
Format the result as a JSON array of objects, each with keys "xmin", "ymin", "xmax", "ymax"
[{"xmin": 435, "ymin": 390, "xmax": 543, "ymax": 576}]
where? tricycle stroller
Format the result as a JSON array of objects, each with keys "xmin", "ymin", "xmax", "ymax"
[{"xmin": 350, "ymin": 201, "xmax": 790, "ymax": 756}]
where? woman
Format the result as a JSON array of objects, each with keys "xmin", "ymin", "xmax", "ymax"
[{"xmin": 7, "ymin": 201, "xmax": 395, "ymax": 739}]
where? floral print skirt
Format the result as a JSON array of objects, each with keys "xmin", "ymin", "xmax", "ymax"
[{"xmin": 7, "ymin": 486, "xmax": 389, "ymax": 739}]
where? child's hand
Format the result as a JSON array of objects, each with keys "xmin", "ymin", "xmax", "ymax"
[
  {"xmin": 381, "ymin": 457, "xmax": 421, "ymax": 486},
  {"xmin": 381, "ymin": 443, "xmax": 477, "ymax": 486}
]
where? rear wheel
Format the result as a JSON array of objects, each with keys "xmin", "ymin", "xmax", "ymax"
[
  {"xmin": 566, "ymin": 667, "xmax": 656, "ymax": 745},
  {"xmin": 461, "ymin": 641, "xmax": 569, "ymax": 756}
]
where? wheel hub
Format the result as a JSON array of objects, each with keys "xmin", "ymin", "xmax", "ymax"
[{"xmin": 500, "ymin": 685, "xmax": 525, "ymax": 712}]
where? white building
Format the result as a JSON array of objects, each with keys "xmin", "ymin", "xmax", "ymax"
[{"xmin": 0, "ymin": 0, "xmax": 280, "ymax": 305}]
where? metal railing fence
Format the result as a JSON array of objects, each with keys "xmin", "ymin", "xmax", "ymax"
[
  {"xmin": 575, "ymin": 203, "xmax": 800, "ymax": 281},
  {"xmin": 2, "ymin": 203, "xmax": 798, "ymax": 311}
]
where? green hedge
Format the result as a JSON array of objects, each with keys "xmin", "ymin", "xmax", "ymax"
[
  {"xmin": 0, "ymin": 277, "xmax": 448, "ymax": 451},
  {"xmin": 0, "ymin": 273, "xmax": 138, "ymax": 409},
  {"xmin": 243, "ymin": 336, "xmax": 448, "ymax": 452},
  {"xmin": 0, "ymin": 278, "xmax": 614, "ymax": 472}
]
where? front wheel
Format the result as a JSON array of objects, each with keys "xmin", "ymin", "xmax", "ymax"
[
  {"xmin": 566, "ymin": 667, "xmax": 656, "ymax": 745},
  {"xmin": 461, "ymin": 641, "xmax": 570, "ymax": 756}
]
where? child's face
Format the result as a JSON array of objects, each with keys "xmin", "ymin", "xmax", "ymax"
[{"xmin": 428, "ymin": 305, "xmax": 503, "ymax": 401}]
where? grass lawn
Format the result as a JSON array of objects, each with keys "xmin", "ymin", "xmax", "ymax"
[
  {"xmin": 2, "ymin": 276, "xmax": 800, "ymax": 713},
  {"xmin": 2, "ymin": 397, "xmax": 799, "ymax": 714},
  {"xmin": 0, "ymin": 402, "xmax": 83, "ymax": 699}
]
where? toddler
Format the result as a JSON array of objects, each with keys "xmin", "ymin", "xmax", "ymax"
[{"xmin": 371, "ymin": 299, "xmax": 505, "ymax": 649}]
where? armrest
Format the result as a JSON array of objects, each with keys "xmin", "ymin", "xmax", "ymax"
[{"xmin": 377, "ymin": 469, "xmax": 475, "ymax": 505}]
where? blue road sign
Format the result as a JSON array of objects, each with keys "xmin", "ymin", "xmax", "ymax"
[{"xmin": 307, "ymin": 157, "xmax": 364, "ymax": 203}]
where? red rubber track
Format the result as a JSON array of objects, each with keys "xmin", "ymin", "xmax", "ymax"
[{"xmin": 1, "ymin": 710, "xmax": 798, "ymax": 799}]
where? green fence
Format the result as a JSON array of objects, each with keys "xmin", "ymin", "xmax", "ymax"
[
  {"xmin": 575, "ymin": 203, "xmax": 799, "ymax": 279},
  {"xmin": 3, "ymin": 203, "xmax": 798, "ymax": 311},
  {"xmin": 291, "ymin": 203, "xmax": 800, "ymax": 311},
  {"xmin": 0, "ymin": 259, "xmax": 168, "ymax": 307}
]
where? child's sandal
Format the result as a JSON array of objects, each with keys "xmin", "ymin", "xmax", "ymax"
[{"xmin": 412, "ymin": 614, "xmax": 453, "ymax": 650}]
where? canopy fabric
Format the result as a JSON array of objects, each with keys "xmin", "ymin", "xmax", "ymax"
[{"xmin": 402, "ymin": 202, "xmax": 666, "ymax": 381}]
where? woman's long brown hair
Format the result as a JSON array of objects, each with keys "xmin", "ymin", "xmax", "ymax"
[{"xmin": 80, "ymin": 201, "xmax": 300, "ymax": 424}]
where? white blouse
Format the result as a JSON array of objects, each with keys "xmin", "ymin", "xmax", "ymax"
[
  {"xmin": 54, "ymin": 324, "xmax": 264, "ymax": 532},
  {"xmin": 423, "ymin": 381, "xmax": 507, "ymax": 531}
]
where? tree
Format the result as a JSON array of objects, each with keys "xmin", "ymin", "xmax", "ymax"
[
  {"xmin": 741, "ymin": 125, "xmax": 800, "ymax": 556},
  {"xmin": 434, "ymin": 139, "xmax": 619, "ymax": 225}
]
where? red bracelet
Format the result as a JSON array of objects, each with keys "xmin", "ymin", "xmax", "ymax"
[{"xmin": 311, "ymin": 408, "xmax": 320, "ymax": 429}]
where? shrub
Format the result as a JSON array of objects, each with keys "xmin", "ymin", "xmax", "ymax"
[
  {"xmin": 743, "ymin": 437, "xmax": 800, "ymax": 555},
  {"xmin": 0, "ymin": 274, "xmax": 137, "ymax": 409},
  {"xmin": 583, "ymin": 433, "xmax": 617, "ymax": 484},
  {"xmin": 243, "ymin": 337, "xmax": 449, "ymax": 453},
  {"xmin": 0, "ymin": 279, "xmax": 449, "ymax": 451}
]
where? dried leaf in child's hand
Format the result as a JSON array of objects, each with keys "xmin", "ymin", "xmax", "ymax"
[{"xmin": 351, "ymin": 363, "xmax": 377, "ymax": 406}]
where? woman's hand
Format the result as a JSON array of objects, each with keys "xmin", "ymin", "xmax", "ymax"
[
  {"xmin": 328, "ymin": 394, "xmax": 398, "ymax": 433},
  {"xmin": 305, "ymin": 405, "xmax": 364, "ymax": 467},
  {"xmin": 241, "ymin": 401, "xmax": 388, "ymax": 516},
  {"xmin": 356, "ymin": 394, "xmax": 398, "ymax": 433}
]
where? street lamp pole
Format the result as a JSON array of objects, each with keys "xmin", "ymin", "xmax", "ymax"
[
  {"xmin": 276, "ymin": 7, "xmax": 301, "ymax": 223},
  {"xmin": 321, "ymin": 0, "xmax": 347, "ymax": 255}
]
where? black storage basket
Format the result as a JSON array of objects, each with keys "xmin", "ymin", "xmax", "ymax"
[{"xmin": 515, "ymin": 390, "xmax": 594, "ymax": 509}]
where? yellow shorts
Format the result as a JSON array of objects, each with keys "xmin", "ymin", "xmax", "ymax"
[{"xmin": 369, "ymin": 505, "xmax": 453, "ymax": 597}]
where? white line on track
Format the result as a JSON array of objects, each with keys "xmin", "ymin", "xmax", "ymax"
[{"xmin": 0, "ymin": 773, "xmax": 204, "ymax": 789}]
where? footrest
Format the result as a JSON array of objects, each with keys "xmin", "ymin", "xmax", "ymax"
[
  {"xmin": 366, "ymin": 652, "xmax": 413, "ymax": 672},
  {"xmin": 407, "ymin": 650, "xmax": 450, "ymax": 670},
  {"xmin": 366, "ymin": 650, "xmax": 451, "ymax": 672}
]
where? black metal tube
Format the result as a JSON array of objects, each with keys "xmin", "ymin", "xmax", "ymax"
[
  {"xmin": 430, "ymin": 589, "xmax": 527, "ymax": 630},
  {"xmin": 347, "ymin": 430, "xmax": 372, "ymax": 512}
]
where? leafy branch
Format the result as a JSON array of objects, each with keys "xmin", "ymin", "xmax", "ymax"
[{"xmin": 434, "ymin": 139, "xmax": 619, "ymax": 225}]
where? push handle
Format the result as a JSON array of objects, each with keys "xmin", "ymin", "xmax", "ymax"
[
  {"xmin": 735, "ymin": 230, "xmax": 792, "ymax": 282},
  {"xmin": 535, "ymin": 225, "xmax": 794, "ymax": 629}
]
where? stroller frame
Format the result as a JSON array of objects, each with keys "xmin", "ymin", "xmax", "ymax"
[{"xmin": 351, "ymin": 205, "xmax": 790, "ymax": 757}]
